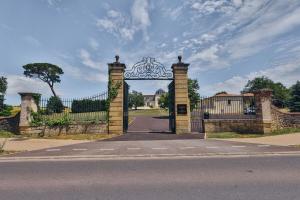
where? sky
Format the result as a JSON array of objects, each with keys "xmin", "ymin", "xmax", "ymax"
[{"xmin": 1, "ymin": 0, "xmax": 300, "ymax": 105}]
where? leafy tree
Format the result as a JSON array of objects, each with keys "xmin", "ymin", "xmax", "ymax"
[
  {"xmin": 288, "ymin": 81, "xmax": 300, "ymax": 112},
  {"xmin": 0, "ymin": 76, "xmax": 8, "ymax": 112},
  {"xmin": 242, "ymin": 76, "xmax": 290, "ymax": 108},
  {"xmin": 159, "ymin": 93, "xmax": 169, "ymax": 109},
  {"xmin": 23, "ymin": 63, "xmax": 64, "ymax": 97},
  {"xmin": 128, "ymin": 90, "xmax": 144, "ymax": 110},
  {"xmin": 188, "ymin": 79, "xmax": 200, "ymax": 111},
  {"xmin": 46, "ymin": 96, "xmax": 64, "ymax": 114}
]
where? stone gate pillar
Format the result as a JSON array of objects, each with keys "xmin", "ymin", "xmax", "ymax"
[
  {"xmin": 19, "ymin": 93, "xmax": 39, "ymax": 128},
  {"xmin": 254, "ymin": 89, "xmax": 273, "ymax": 134},
  {"xmin": 172, "ymin": 56, "xmax": 191, "ymax": 134},
  {"xmin": 108, "ymin": 56, "xmax": 125, "ymax": 134}
]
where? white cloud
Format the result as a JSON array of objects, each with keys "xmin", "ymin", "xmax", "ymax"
[
  {"xmin": 89, "ymin": 38, "xmax": 99, "ymax": 50},
  {"xmin": 24, "ymin": 36, "xmax": 41, "ymax": 47},
  {"xmin": 202, "ymin": 61, "xmax": 300, "ymax": 95},
  {"xmin": 96, "ymin": 0, "xmax": 151, "ymax": 41},
  {"xmin": 6, "ymin": 75, "xmax": 50, "ymax": 95},
  {"xmin": 79, "ymin": 49, "xmax": 106, "ymax": 71}
]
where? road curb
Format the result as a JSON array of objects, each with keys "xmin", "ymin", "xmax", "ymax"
[{"xmin": 1, "ymin": 151, "xmax": 300, "ymax": 162}]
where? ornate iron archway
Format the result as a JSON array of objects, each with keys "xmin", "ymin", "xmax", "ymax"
[
  {"xmin": 123, "ymin": 57, "xmax": 175, "ymax": 133},
  {"xmin": 124, "ymin": 57, "xmax": 173, "ymax": 80}
]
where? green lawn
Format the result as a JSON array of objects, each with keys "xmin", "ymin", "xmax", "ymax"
[
  {"xmin": 129, "ymin": 109, "xmax": 168, "ymax": 117},
  {"xmin": 43, "ymin": 111, "xmax": 107, "ymax": 122}
]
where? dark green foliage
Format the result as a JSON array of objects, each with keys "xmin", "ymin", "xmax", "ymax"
[
  {"xmin": 46, "ymin": 96, "xmax": 64, "ymax": 114},
  {"xmin": 188, "ymin": 79, "xmax": 200, "ymax": 111},
  {"xmin": 71, "ymin": 99, "xmax": 107, "ymax": 113},
  {"xmin": 0, "ymin": 105, "xmax": 13, "ymax": 117},
  {"xmin": 45, "ymin": 115, "xmax": 71, "ymax": 127},
  {"xmin": 0, "ymin": 76, "xmax": 7, "ymax": 95},
  {"xmin": 288, "ymin": 81, "xmax": 300, "ymax": 112},
  {"xmin": 242, "ymin": 76, "xmax": 290, "ymax": 108},
  {"xmin": 23, "ymin": 63, "xmax": 64, "ymax": 97},
  {"xmin": 0, "ymin": 95, "xmax": 4, "ymax": 111},
  {"xmin": 159, "ymin": 93, "xmax": 169, "ymax": 109},
  {"xmin": 0, "ymin": 77, "xmax": 8, "ymax": 111},
  {"xmin": 30, "ymin": 111, "xmax": 44, "ymax": 126},
  {"xmin": 129, "ymin": 90, "xmax": 144, "ymax": 110}
]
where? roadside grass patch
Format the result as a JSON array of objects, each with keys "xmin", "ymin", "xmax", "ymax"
[
  {"xmin": 42, "ymin": 133, "xmax": 120, "ymax": 140},
  {"xmin": 268, "ymin": 128, "xmax": 300, "ymax": 136},
  {"xmin": 208, "ymin": 128, "xmax": 300, "ymax": 139},
  {"xmin": 207, "ymin": 132, "xmax": 262, "ymax": 139},
  {"xmin": 0, "ymin": 130, "xmax": 15, "ymax": 138}
]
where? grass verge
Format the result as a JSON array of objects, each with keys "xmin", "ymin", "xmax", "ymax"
[
  {"xmin": 0, "ymin": 131, "xmax": 15, "ymax": 138},
  {"xmin": 42, "ymin": 133, "xmax": 120, "ymax": 140},
  {"xmin": 208, "ymin": 128, "xmax": 300, "ymax": 139}
]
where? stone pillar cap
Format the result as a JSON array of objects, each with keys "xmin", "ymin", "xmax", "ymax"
[{"xmin": 18, "ymin": 92, "xmax": 40, "ymax": 96}]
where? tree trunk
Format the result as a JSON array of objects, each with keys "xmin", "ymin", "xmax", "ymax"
[{"xmin": 50, "ymin": 86, "xmax": 57, "ymax": 97}]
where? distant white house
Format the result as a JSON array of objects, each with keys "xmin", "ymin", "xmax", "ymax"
[
  {"xmin": 202, "ymin": 93, "xmax": 255, "ymax": 115},
  {"xmin": 139, "ymin": 89, "xmax": 166, "ymax": 109}
]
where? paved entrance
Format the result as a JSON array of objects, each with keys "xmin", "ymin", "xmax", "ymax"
[{"xmin": 128, "ymin": 116, "xmax": 169, "ymax": 133}]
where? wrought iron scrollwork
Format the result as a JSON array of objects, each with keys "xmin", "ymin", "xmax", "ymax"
[{"xmin": 124, "ymin": 57, "xmax": 173, "ymax": 80}]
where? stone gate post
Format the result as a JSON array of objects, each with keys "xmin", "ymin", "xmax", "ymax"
[
  {"xmin": 107, "ymin": 56, "xmax": 125, "ymax": 134},
  {"xmin": 172, "ymin": 56, "xmax": 191, "ymax": 134},
  {"xmin": 254, "ymin": 89, "xmax": 273, "ymax": 134},
  {"xmin": 19, "ymin": 93, "xmax": 39, "ymax": 129}
]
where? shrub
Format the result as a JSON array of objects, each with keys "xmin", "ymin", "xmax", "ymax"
[
  {"xmin": 71, "ymin": 99, "xmax": 107, "ymax": 113},
  {"xmin": 45, "ymin": 115, "xmax": 71, "ymax": 127},
  {"xmin": 46, "ymin": 96, "xmax": 64, "ymax": 114},
  {"xmin": 0, "ymin": 105, "xmax": 13, "ymax": 117}
]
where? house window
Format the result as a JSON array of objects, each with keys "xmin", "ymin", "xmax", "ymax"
[{"xmin": 227, "ymin": 100, "xmax": 231, "ymax": 105}]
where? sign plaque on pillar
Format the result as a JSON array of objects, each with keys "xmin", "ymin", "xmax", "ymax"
[{"xmin": 177, "ymin": 104, "xmax": 187, "ymax": 115}]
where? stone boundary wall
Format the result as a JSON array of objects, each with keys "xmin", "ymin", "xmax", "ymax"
[
  {"xmin": 0, "ymin": 112, "xmax": 20, "ymax": 134},
  {"xmin": 204, "ymin": 119, "xmax": 261, "ymax": 134},
  {"xmin": 20, "ymin": 123, "xmax": 107, "ymax": 137},
  {"xmin": 271, "ymin": 106, "xmax": 300, "ymax": 130}
]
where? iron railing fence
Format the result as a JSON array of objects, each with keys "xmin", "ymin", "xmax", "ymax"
[
  {"xmin": 192, "ymin": 95, "xmax": 256, "ymax": 120},
  {"xmin": 39, "ymin": 92, "xmax": 108, "ymax": 123}
]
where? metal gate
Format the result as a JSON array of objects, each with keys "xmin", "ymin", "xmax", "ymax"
[
  {"xmin": 123, "ymin": 81, "xmax": 129, "ymax": 132},
  {"xmin": 191, "ymin": 101, "xmax": 204, "ymax": 133},
  {"xmin": 168, "ymin": 81, "xmax": 175, "ymax": 133}
]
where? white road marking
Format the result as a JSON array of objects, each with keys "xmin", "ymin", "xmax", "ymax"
[
  {"xmin": 98, "ymin": 148, "xmax": 114, "ymax": 151},
  {"xmin": 258, "ymin": 144, "xmax": 271, "ymax": 147},
  {"xmin": 206, "ymin": 146, "xmax": 219, "ymax": 149},
  {"xmin": 46, "ymin": 149, "xmax": 61, "ymax": 152},
  {"xmin": 72, "ymin": 148, "xmax": 88, "ymax": 151},
  {"xmin": 180, "ymin": 147, "xmax": 196, "ymax": 149},
  {"xmin": 232, "ymin": 146, "xmax": 246, "ymax": 148},
  {"xmin": 127, "ymin": 148, "xmax": 141, "ymax": 150},
  {"xmin": 152, "ymin": 147, "xmax": 168, "ymax": 150}
]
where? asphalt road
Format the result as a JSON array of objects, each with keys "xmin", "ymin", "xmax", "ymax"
[
  {"xmin": 6, "ymin": 137, "xmax": 299, "ymax": 158},
  {"xmin": 1, "ymin": 155, "xmax": 300, "ymax": 200}
]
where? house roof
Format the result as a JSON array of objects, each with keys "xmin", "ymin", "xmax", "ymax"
[{"xmin": 214, "ymin": 93, "xmax": 254, "ymax": 97}]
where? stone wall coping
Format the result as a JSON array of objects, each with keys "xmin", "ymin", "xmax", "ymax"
[
  {"xmin": 271, "ymin": 105, "xmax": 300, "ymax": 115},
  {"xmin": 204, "ymin": 119, "xmax": 257, "ymax": 122}
]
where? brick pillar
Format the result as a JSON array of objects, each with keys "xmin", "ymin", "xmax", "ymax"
[
  {"xmin": 172, "ymin": 56, "xmax": 191, "ymax": 134},
  {"xmin": 254, "ymin": 89, "xmax": 273, "ymax": 134},
  {"xmin": 19, "ymin": 93, "xmax": 39, "ymax": 128},
  {"xmin": 108, "ymin": 55, "xmax": 125, "ymax": 134}
]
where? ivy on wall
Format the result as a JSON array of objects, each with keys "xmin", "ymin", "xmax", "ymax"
[{"xmin": 106, "ymin": 73, "xmax": 122, "ymax": 133}]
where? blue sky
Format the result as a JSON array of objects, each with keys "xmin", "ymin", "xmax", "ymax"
[{"xmin": 1, "ymin": 0, "xmax": 300, "ymax": 105}]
